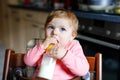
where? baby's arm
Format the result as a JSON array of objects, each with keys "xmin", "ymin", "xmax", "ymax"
[
  {"xmin": 24, "ymin": 37, "xmax": 58, "ymax": 67},
  {"xmin": 61, "ymin": 40, "xmax": 89, "ymax": 76},
  {"xmin": 24, "ymin": 43, "xmax": 45, "ymax": 66}
]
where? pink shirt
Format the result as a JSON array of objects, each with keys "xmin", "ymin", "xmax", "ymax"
[{"xmin": 24, "ymin": 40, "xmax": 89, "ymax": 80}]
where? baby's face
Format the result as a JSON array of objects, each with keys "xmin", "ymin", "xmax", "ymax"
[{"xmin": 45, "ymin": 18, "xmax": 75, "ymax": 47}]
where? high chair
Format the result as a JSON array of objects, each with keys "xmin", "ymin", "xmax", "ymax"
[
  {"xmin": 2, "ymin": 49, "xmax": 102, "ymax": 80},
  {"xmin": 2, "ymin": 49, "xmax": 32, "ymax": 80}
]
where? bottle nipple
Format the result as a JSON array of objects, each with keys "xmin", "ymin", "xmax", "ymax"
[{"xmin": 46, "ymin": 43, "xmax": 55, "ymax": 52}]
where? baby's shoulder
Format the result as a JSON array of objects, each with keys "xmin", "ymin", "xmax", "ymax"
[{"xmin": 72, "ymin": 39, "xmax": 80, "ymax": 44}]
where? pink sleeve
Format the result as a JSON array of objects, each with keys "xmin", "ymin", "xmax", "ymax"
[
  {"xmin": 62, "ymin": 40, "xmax": 89, "ymax": 76},
  {"xmin": 24, "ymin": 43, "xmax": 45, "ymax": 66}
]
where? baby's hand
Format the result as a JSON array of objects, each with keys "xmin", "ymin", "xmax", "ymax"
[{"xmin": 48, "ymin": 45, "xmax": 67, "ymax": 59}]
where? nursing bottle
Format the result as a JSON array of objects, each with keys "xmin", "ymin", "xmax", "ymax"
[{"xmin": 38, "ymin": 43, "xmax": 56, "ymax": 79}]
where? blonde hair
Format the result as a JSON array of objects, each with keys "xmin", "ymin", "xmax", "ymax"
[{"xmin": 45, "ymin": 9, "xmax": 78, "ymax": 34}]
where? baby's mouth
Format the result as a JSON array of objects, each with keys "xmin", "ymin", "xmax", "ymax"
[
  {"xmin": 55, "ymin": 39, "xmax": 59, "ymax": 45},
  {"xmin": 53, "ymin": 36, "xmax": 59, "ymax": 42},
  {"xmin": 55, "ymin": 38, "xmax": 60, "ymax": 46}
]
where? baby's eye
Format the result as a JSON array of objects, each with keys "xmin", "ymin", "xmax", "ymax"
[
  {"xmin": 48, "ymin": 26, "xmax": 54, "ymax": 30},
  {"xmin": 60, "ymin": 28, "xmax": 66, "ymax": 31}
]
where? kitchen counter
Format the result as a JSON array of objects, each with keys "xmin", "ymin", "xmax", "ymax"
[
  {"xmin": 9, "ymin": 5, "xmax": 52, "ymax": 12},
  {"xmin": 9, "ymin": 5, "xmax": 120, "ymax": 22}
]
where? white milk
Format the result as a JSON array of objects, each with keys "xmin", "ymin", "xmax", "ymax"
[{"xmin": 38, "ymin": 54, "xmax": 56, "ymax": 79}]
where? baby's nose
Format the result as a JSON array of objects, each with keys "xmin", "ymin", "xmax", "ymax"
[{"xmin": 52, "ymin": 29, "xmax": 59, "ymax": 35}]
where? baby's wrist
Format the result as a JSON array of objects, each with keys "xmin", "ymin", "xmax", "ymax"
[{"xmin": 60, "ymin": 50, "xmax": 68, "ymax": 60}]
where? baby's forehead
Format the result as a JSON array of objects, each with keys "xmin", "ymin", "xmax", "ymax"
[
  {"xmin": 52, "ymin": 18, "xmax": 72, "ymax": 25},
  {"xmin": 52, "ymin": 17, "xmax": 72, "ymax": 23}
]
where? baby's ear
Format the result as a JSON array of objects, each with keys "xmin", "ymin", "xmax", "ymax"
[{"xmin": 72, "ymin": 31, "xmax": 77, "ymax": 39}]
